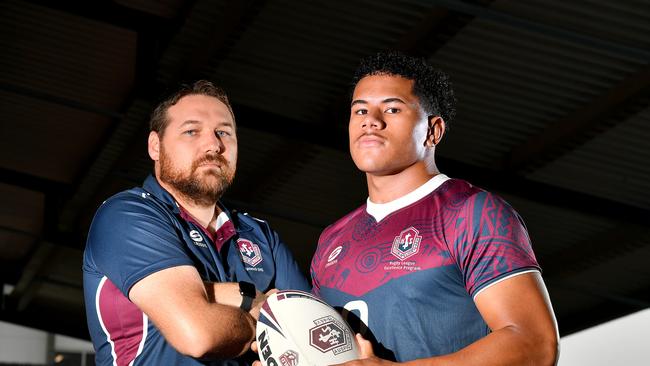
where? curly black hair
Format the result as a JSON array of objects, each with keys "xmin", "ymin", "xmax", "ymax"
[{"xmin": 351, "ymin": 51, "xmax": 456, "ymax": 128}]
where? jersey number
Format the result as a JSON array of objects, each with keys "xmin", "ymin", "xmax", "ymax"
[{"xmin": 342, "ymin": 300, "xmax": 369, "ymax": 334}]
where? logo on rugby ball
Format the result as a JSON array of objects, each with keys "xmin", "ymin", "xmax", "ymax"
[
  {"xmin": 309, "ymin": 315, "xmax": 352, "ymax": 354},
  {"xmin": 279, "ymin": 350, "xmax": 299, "ymax": 366},
  {"xmin": 391, "ymin": 227, "xmax": 422, "ymax": 260},
  {"xmin": 237, "ymin": 239, "xmax": 263, "ymax": 267}
]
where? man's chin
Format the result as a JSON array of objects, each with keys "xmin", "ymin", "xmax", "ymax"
[
  {"xmin": 192, "ymin": 171, "xmax": 220, "ymax": 184},
  {"xmin": 196, "ymin": 166, "xmax": 222, "ymax": 174},
  {"xmin": 195, "ymin": 178, "xmax": 232, "ymax": 197}
]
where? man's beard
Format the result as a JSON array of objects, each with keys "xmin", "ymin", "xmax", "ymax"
[{"xmin": 159, "ymin": 146, "xmax": 235, "ymax": 206}]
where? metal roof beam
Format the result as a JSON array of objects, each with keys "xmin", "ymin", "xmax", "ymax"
[
  {"xmin": 395, "ymin": 6, "xmax": 457, "ymax": 55},
  {"xmin": 0, "ymin": 168, "xmax": 71, "ymax": 195},
  {"xmin": 499, "ymin": 65, "xmax": 650, "ymax": 172},
  {"xmin": 181, "ymin": 0, "xmax": 263, "ymax": 80},
  {"xmin": 0, "ymin": 82, "xmax": 124, "ymax": 120},
  {"xmin": 422, "ymin": 0, "xmax": 650, "ymax": 61},
  {"xmin": 6, "ymin": 242, "xmax": 53, "ymax": 311},
  {"xmin": 224, "ymin": 141, "xmax": 316, "ymax": 205},
  {"xmin": 21, "ymin": 0, "xmax": 170, "ymax": 32},
  {"xmin": 542, "ymin": 225, "xmax": 649, "ymax": 280}
]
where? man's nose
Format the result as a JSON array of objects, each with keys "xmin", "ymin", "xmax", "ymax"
[
  {"xmin": 204, "ymin": 131, "xmax": 225, "ymax": 154},
  {"xmin": 361, "ymin": 110, "xmax": 385, "ymax": 130}
]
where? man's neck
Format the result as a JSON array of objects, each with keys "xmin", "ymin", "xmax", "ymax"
[
  {"xmin": 159, "ymin": 180, "xmax": 220, "ymax": 233},
  {"xmin": 179, "ymin": 199, "xmax": 221, "ymax": 234},
  {"xmin": 366, "ymin": 162, "xmax": 439, "ymax": 204}
]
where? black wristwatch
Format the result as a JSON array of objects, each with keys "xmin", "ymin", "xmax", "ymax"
[{"xmin": 238, "ymin": 281, "xmax": 256, "ymax": 311}]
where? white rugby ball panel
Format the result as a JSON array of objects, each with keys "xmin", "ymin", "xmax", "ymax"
[{"xmin": 256, "ymin": 290, "xmax": 360, "ymax": 366}]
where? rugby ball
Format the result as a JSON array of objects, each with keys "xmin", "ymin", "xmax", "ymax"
[{"xmin": 256, "ymin": 290, "xmax": 360, "ymax": 366}]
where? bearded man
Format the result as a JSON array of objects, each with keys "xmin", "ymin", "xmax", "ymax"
[{"xmin": 83, "ymin": 80, "xmax": 309, "ymax": 366}]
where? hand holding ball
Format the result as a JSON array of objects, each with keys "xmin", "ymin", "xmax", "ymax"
[{"xmin": 256, "ymin": 291, "xmax": 360, "ymax": 366}]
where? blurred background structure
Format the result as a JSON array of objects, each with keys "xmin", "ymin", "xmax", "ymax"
[{"xmin": 1, "ymin": 0, "xmax": 649, "ymax": 354}]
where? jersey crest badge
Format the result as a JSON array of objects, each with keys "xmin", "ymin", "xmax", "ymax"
[
  {"xmin": 237, "ymin": 239, "xmax": 263, "ymax": 267},
  {"xmin": 391, "ymin": 227, "xmax": 422, "ymax": 260}
]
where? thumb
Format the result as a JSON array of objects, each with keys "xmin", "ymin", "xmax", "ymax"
[
  {"xmin": 265, "ymin": 288, "xmax": 279, "ymax": 296},
  {"xmin": 355, "ymin": 333, "xmax": 374, "ymax": 359}
]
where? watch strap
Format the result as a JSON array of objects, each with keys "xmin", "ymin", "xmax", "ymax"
[{"xmin": 238, "ymin": 281, "xmax": 255, "ymax": 311}]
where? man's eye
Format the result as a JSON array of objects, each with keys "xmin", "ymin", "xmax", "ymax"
[
  {"xmin": 216, "ymin": 130, "xmax": 231, "ymax": 137},
  {"xmin": 385, "ymin": 108, "xmax": 399, "ymax": 114},
  {"xmin": 184, "ymin": 129, "xmax": 197, "ymax": 136},
  {"xmin": 353, "ymin": 109, "xmax": 367, "ymax": 115}
]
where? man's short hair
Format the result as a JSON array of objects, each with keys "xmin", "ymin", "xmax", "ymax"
[
  {"xmin": 351, "ymin": 51, "xmax": 456, "ymax": 128},
  {"xmin": 149, "ymin": 80, "xmax": 235, "ymax": 136}
]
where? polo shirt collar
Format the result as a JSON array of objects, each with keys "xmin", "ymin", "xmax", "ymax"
[
  {"xmin": 143, "ymin": 174, "xmax": 180, "ymax": 213},
  {"xmin": 141, "ymin": 174, "xmax": 252, "ymax": 233}
]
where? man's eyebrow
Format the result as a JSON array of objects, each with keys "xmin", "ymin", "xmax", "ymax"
[
  {"xmin": 179, "ymin": 120, "xmax": 234, "ymax": 128},
  {"xmin": 382, "ymin": 97, "xmax": 406, "ymax": 104},
  {"xmin": 217, "ymin": 121, "xmax": 235, "ymax": 128},
  {"xmin": 351, "ymin": 98, "xmax": 407, "ymax": 107},
  {"xmin": 179, "ymin": 120, "xmax": 201, "ymax": 128}
]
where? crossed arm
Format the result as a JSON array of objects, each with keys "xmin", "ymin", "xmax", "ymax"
[
  {"xmin": 129, "ymin": 265, "xmax": 266, "ymax": 359},
  {"xmin": 339, "ymin": 272, "xmax": 559, "ymax": 366}
]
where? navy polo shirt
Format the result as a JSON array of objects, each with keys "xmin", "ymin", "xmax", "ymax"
[{"xmin": 83, "ymin": 175, "xmax": 309, "ymax": 366}]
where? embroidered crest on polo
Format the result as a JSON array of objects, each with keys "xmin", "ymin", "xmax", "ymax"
[
  {"xmin": 391, "ymin": 227, "xmax": 422, "ymax": 260},
  {"xmin": 238, "ymin": 238, "xmax": 263, "ymax": 267}
]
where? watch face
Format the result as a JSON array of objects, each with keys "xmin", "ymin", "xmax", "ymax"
[{"xmin": 239, "ymin": 281, "xmax": 256, "ymax": 296}]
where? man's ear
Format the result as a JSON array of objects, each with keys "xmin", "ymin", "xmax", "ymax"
[
  {"xmin": 426, "ymin": 116, "xmax": 446, "ymax": 147},
  {"xmin": 148, "ymin": 131, "xmax": 160, "ymax": 161}
]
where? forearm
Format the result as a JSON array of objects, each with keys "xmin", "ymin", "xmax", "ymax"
[
  {"xmin": 204, "ymin": 281, "xmax": 268, "ymax": 320},
  {"xmin": 149, "ymin": 291, "xmax": 256, "ymax": 359},
  {"xmin": 204, "ymin": 281, "xmax": 242, "ymax": 307},
  {"xmin": 176, "ymin": 302, "xmax": 256, "ymax": 359},
  {"xmin": 130, "ymin": 267, "xmax": 258, "ymax": 359},
  {"xmin": 406, "ymin": 326, "xmax": 558, "ymax": 366}
]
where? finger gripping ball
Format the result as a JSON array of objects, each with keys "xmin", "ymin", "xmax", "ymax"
[{"xmin": 256, "ymin": 290, "xmax": 360, "ymax": 366}]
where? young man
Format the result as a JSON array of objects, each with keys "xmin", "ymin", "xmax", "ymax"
[
  {"xmin": 83, "ymin": 80, "xmax": 309, "ymax": 365},
  {"xmin": 311, "ymin": 52, "xmax": 559, "ymax": 365}
]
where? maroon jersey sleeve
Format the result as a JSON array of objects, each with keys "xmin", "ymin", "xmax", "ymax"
[
  {"xmin": 311, "ymin": 224, "xmax": 335, "ymax": 296},
  {"xmin": 450, "ymin": 190, "xmax": 540, "ymax": 297},
  {"xmin": 310, "ymin": 235, "xmax": 325, "ymax": 296}
]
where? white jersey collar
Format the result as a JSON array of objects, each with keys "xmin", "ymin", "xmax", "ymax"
[
  {"xmin": 215, "ymin": 211, "xmax": 230, "ymax": 232},
  {"xmin": 366, "ymin": 174, "xmax": 450, "ymax": 222}
]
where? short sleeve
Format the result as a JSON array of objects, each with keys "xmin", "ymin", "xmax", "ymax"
[
  {"xmin": 309, "ymin": 259, "xmax": 321, "ymax": 296},
  {"xmin": 85, "ymin": 193, "xmax": 194, "ymax": 297},
  {"xmin": 309, "ymin": 225, "xmax": 336, "ymax": 297},
  {"xmin": 451, "ymin": 191, "xmax": 540, "ymax": 297}
]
